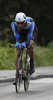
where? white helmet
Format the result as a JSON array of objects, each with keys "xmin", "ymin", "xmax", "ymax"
[{"xmin": 15, "ymin": 12, "xmax": 26, "ymax": 22}]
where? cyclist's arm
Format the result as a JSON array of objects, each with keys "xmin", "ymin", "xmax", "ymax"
[
  {"xmin": 27, "ymin": 22, "xmax": 38, "ymax": 44},
  {"xmin": 27, "ymin": 22, "xmax": 35, "ymax": 42},
  {"xmin": 11, "ymin": 22, "xmax": 20, "ymax": 41}
]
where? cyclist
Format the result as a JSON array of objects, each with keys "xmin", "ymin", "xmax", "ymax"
[{"xmin": 11, "ymin": 12, "xmax": 38, "ymax": 76}]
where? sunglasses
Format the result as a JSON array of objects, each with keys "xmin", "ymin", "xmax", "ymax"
[{"xmin": 17, "ymin": 21, "xmax": 25, "ymax": 25}]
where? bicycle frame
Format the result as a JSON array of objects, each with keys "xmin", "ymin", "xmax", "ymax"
[
  {"xmin": 19, "ymin": 47, "xmax": 28, "ymax": 74},
  {"xmin": 9, "ymin": 44, "xmax": 33, "ymax": 72}
]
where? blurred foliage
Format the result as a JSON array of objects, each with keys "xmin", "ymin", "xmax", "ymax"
[
  {"xmin": 0, "ymin": 43, "xmax": 53, "ymax": 69},
  {"xmin": 0, "ymin": 44, "xmax": 16, "ymax": 69},
  {"xmin": 48, "ymin": 41, "xmax": 53, "ymax": 49},
  {"xmin": 0, "ymin": 0, "xmax": 53, "ymax": 45},
  {"xmin": 34, "ymin": 45, "xmax": 53, "ymax": 66}
]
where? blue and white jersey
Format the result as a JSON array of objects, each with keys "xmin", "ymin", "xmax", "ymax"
[
  {"xmin": 11, "ymin": 17, "xmax": 36, "ymax": 43},
  {"xmin": 26, "ymin": 17, "xmax": 34, "ymax": 22}
]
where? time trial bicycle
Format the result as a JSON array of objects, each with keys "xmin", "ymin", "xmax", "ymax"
[{"xmin": 9, "ymin": 44, "xmax": 33, "ymax": 93}]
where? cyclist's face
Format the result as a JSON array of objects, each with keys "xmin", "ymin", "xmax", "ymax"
[{"xmin": 17, "ymin": 21, "xmax": 25, "ymax": 29}]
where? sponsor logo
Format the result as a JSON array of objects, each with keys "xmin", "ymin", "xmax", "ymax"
[{"xmin": 18, "ymin": 18, "xmax": 20, "ymax": 20}]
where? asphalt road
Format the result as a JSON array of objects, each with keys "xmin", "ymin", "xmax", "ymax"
[
  {"xmin": 0, "ymin": 66, "xmax": 53, "ymax": 83},
  {"xmin": 0, "ymin": 78, "xmax": 53, "ymax": 100}
]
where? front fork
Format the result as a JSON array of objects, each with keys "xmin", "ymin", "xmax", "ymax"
[
  {"xmin": 24, "ymin": 49, "xmax": 27, "ymax": 71},
  {"xmin": 19, "ymin": 49, "xmax": 23, "ymax": 75}
]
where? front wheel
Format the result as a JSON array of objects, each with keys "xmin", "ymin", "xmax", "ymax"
[
  {"xmin": 16, "ymin": 57, "xmax": 22, "ymax": 93},
  {"xmin": 24, "ymin": 61, "xmax": 30, "ymax": 91}
]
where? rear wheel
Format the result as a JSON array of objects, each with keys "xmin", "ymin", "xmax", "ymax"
[{"xmin": 24, "ymin": 74, "xmax": 30, "ymax": 91}]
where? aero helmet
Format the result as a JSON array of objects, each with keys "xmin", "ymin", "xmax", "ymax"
[{"xmin": 15, "ymin": 12, "xmax": 26, "ymax": 22}]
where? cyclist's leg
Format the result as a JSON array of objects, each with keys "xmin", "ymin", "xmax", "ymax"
[
  {"xmin": 27, "ymin": 48, "xmax": 34, "ymax": 58},
  {"xmin": 13, "ymin": 47, "xmax": 21, "ymax": 85},
  {"xmin": 16, "ymin": 47, "xmax": 21, "ymax": 68},
  {"xmin": 27, "ymin": 48, "xmax": 35, "ymax": 75}
]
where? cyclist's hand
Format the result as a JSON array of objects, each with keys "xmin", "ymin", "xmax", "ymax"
[
  {"xmin": 15, "ymin": 42, "xmax": 20, "ymax": 48},
  {"xmin": 21, "ymin": 42, "xmax": 26, "ymax": 48}
]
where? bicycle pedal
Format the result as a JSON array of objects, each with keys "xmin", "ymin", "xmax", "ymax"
[{"xmin": 24, "ymin": 71, "xmax": 26, "ymax": 75}]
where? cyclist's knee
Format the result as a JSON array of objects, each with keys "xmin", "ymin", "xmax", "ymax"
[{"xmin": 27, "ymin": 48, "xmax": 34, "ymax": 56}]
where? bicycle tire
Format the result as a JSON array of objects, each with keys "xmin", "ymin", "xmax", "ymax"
[
  {"xmin": 15, "ymin": 57, "xmax": 22, "ymax": 93},
  {"xmin": 24, "ymin": 61, "xmax": 30, "ymax": 91}
]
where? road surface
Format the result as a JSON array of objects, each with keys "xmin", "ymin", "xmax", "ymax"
[{"xmin": 0, "ymin": 78, "xmax": 53, "ymax": 100}]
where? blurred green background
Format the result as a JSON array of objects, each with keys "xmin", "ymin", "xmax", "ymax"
[{"xmin": 0, "ymin": 0, "xmax": 53, "ymax": 69}]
